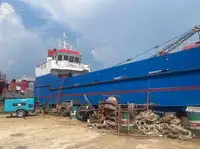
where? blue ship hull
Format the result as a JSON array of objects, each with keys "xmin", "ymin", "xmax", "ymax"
[{"xmin": 34, "ymin": 46, "xmax": 200, "ymax": 112}]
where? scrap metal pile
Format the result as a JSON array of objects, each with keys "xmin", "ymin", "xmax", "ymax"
[
  {"xmin": 38, "ymin": 94, "xmax": 194, "ymax": 140},
  {"xmin": 88, "ymin": 97, "xmax": 117, "ymax": 130},
  {"xmin": 134, "ymin": 111, "xmax": 194, "ymax": 140},
  {"xmin": 87, "ymin": 97, "xmax": 194, "ymax": 140}
]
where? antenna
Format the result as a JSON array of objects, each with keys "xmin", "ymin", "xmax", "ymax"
[
  {"xmin": 58, "ymin": 38, "xmax": 61, "ymax": 49},
  {"xmin": 76, "ymin": 33, "xmax": 79, "ymax": 51},
  {"xmin": 58, "ymin": 32, "xmax": 69, "ymax": 49},
  {"xmin": 63, "ymin": 32, "xmax": 67, "ymax": 49}
]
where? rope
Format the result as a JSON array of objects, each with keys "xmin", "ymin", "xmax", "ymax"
[{"xmin": 134, "ymin": 111, "xmax": 194, "ymax": 140}]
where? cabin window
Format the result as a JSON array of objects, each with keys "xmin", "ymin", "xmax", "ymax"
[
  {"xmin": 69, "ymin": 56, "xmax": 74, "ymax": 62},
  {"xmin": 57, "ymin": 55, "xmax": 63, "ymax": 61},
  {"xmin": 64, "ymin": 55, "xmax": 69, "ymax": 61},
  {"xmin": 75, "ymin": 57, "xmax": 79, "ymax": 63}
]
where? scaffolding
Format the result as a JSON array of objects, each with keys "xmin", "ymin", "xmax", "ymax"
[{"xmin": 116, "ymin": 104, "xmax": 147, "ymax": 134}]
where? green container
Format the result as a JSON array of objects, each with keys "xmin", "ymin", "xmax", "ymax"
[
  {"xmin": 120, "ymin": 112, "xmax": 136, "ymax": 133},
  {"xmin": 186, "ymin": 106, "xmax": 200, "ymax": 136},
  {"xmin": 122, "ymin": 112, "xmax": 128, "ymax": 119},
  {"xmin": 121, "ymin": 112, "xmax": 128, "ymax": 126},
  {"xmin": 70, "ymin": 106, "xmax": 78, "ymax": 119}
]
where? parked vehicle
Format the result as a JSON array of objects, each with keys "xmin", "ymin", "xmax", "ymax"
[{"xmin": 3, "ymin": 97, "xmax": 36, "ymax": 117}]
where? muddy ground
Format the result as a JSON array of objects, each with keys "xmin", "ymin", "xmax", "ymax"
[{"xmin": 0, "ymin": 114, "xmax": 199, "ymax": 149}]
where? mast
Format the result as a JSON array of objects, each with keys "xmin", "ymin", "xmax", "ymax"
[
  {"xmin": 59, "ymin": 32, "xmax": 69, "ymax": 49},
  {"xmin": 76, "ymin": 33, "xmax": 79, "ymax": 51}
]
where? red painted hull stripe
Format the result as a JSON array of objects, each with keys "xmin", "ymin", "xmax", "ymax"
[{"xmin": 38, "ymin": 85, "xmax": 200, "ymax": 99}]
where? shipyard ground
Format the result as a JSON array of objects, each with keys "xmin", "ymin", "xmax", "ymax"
[{"xmin": 0, "ymin": 115, "xmax": 199, "ymax": 149}]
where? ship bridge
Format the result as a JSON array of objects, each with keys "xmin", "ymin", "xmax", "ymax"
[{"xmin": 35, "ymin": 33, "xmax": 90, "ymax": 77}]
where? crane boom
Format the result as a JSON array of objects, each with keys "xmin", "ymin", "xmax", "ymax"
[
  {"xmin": 151, "ymin": 25, "xmax": 200, "ymax": 58},
  {"xmin": 113, "ymin": 25, "xmax": 200, "ymax": 67}
]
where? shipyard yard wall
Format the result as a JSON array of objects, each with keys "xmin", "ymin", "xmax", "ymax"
[{"xmin": 34, "ymin": 46, "xmax": 200, "ymax": 112}]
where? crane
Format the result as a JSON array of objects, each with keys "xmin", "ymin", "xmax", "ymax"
[
  {"xmin": 151, "ymin": 25, "xmax": 200, "ymax": 58},
  {"xmin": 113, "ymin": 25, "xmax": 200, "ymax": 67}
]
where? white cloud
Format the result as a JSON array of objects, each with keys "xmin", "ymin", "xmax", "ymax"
[
  {"xmin": 22, "ymin": 0, "xmax": 110, "ymax": 22},
  {"xmin": 0, "ymin": 3, "xmax": 47, "ymax": 79},
  {"xmin": 0, "ymin": 3, "xmax": 20, "ymax": 24},
  {"xmin": 21, "ymin": 0, "xmax": 200, "ymax": 67},
  {"xmin": 22, "ymin": 0, "xmax": 121, "ymax": 65}
]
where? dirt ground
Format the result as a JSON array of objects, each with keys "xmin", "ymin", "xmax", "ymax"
[{"xmin": 0, "ymin": 114, "xmax": 199, "ymax": 149}]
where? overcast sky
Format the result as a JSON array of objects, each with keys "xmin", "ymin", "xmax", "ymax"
[{"xmin": 0, "ymin": 0, "xmax": 200, "ymax": 80}]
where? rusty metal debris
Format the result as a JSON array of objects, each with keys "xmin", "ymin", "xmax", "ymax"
[
  {"xmin": 38, "ymin": 95, "xmax": 194, "ymax": 140},
  {"xmin": 86, "ymin": 97, "xmax": 194, "ymax": 140},
  {"xmin": 88, "ymin": 97, "xmax": 118, "ymax": 130},
  {"xmin": 134, "ymin": 111, "xmax": 194, "ymax": 140}
]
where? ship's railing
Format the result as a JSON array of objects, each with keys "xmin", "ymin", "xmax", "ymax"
[
  {"xmin": 36, "ymin": 59, "xmax": 90, "ymax": 69},
  {"xmin": 71, "ymin": 63, "xmax": 90, "ymax": 70},
  {"xmin": 36, "ymin": 62, "xmax": 46, "ymax": 68},
  {"xmin": 50, "ymin": 60, "xmax": 90, "ymax": 71}
]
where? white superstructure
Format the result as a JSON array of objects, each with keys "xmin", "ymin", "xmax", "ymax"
[{"xmin": 35, "ymin": 33, "xmax": 90, "ymax": 77}]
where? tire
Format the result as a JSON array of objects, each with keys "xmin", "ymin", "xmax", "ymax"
[
  {"xmin": 16, "ymin": 110, "xmax": 26, "ymax": 118},
  {"xmin": 76, "ymin": 106, "xmax": 87, "ymax": 121},
  {"xmin": 76, "ymin": 106, "xmax": 93, "ymax": 121}
]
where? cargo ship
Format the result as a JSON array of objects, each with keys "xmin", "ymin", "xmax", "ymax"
[{"xmin": 34, "ymin": 25, "xmax": 200, "ymax": 113}]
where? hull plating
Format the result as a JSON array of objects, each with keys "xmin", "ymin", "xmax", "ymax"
[{"xmin": 34, "ymin": 47, "xmax": 200, "ymax": 108}]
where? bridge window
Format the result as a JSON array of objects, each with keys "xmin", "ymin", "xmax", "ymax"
[
  {"xmin": 57, "ymin": 55, "xmax": 63, "ymax": 61},
  {"xmin": 75, "ymin": 57, "xmax": 79, "ymax": 63},
  {"xmin": 64, "ymin": 55, "xmax": 69, "ymax": 61},
  {"xmin": 69, "ymin": 56, "xmax": 74, "ymax": 62}
]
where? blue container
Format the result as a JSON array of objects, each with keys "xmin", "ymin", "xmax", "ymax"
[{"xmin": 4, "ymin": 97, "xmax": 35, "ymax": 113}]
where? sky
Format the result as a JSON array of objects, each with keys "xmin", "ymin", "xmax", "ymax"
[{"xmin": 0, "ymin": 0, "xmax": 200, "ymax": 80}]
